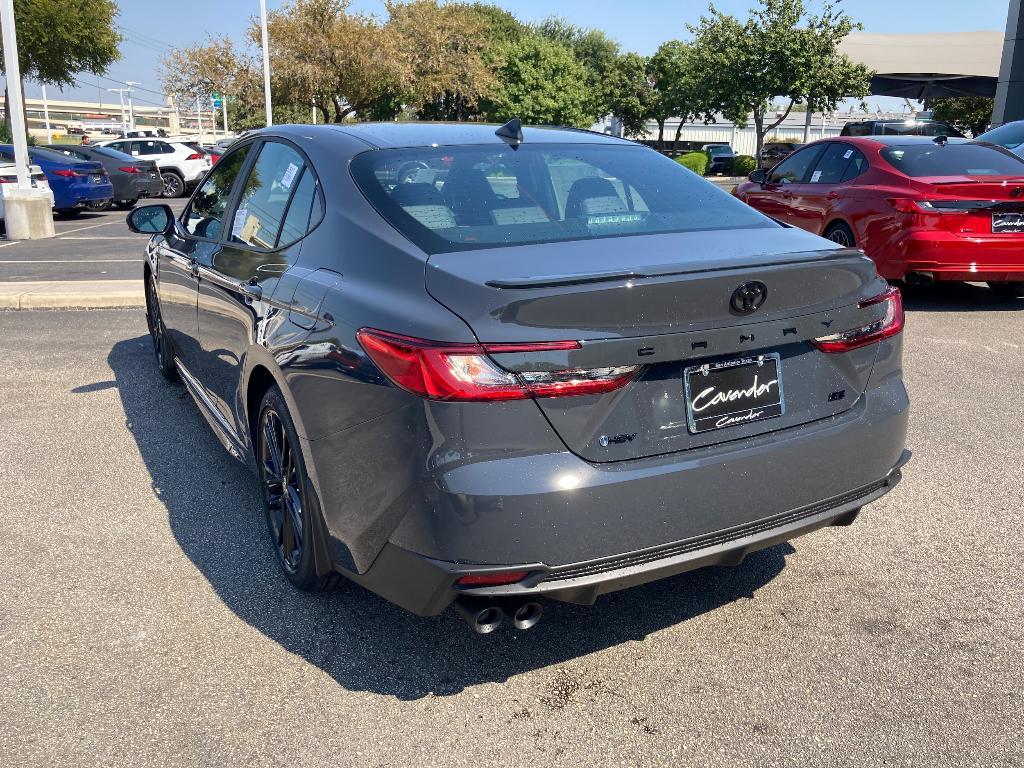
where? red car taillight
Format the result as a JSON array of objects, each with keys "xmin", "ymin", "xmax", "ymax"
[
  {"xmin": 812, "ymin": 286, "xmax": 904, "ymax": 353},
  {"xmin": 118, "ymin": 166, "xmax": 141, "ymax": 173},
  {"xmin": 356, "ymin": 329, "xmax": 639, "ymax": 401},
  {"xmin": 52, "ymin": 169, "xmax": 76, "ymax": 177},
  {"xmin": 185, "ymin": 153, "xmax": 204, "ymax": 161}
]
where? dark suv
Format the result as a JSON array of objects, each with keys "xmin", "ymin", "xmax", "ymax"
[{"xmin": 840, "ymin": 119, "xmax": 964, "ymax": 138}]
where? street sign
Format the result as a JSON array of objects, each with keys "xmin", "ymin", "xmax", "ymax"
[{"xmin": 211, "ymin": 93, "xmax": 223, "ymax": 108}]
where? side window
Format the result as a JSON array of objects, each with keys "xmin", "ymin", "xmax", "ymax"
[
  {"xmin": 158, "ymin": 142, "xmax": 175, "ymax": 154},
  {"xmin": 127, "ymin": 141, "xmax": 141, "ymax": 156},
  {"xmin": 137, "ymin": 141, "xmax": 161, "ymax": 155},
  {"xmin": 840, "ymin": 148, "xmax": 868, "ymax": 182},
  {"xmin": 182, "ymin": 144, "xmax": 252, "ymax": 239},
  {"xmin": 768, "ymin": 146, "xmax": 822, "ymax": 185},
  {"xmin": 277, "ymin": 168, "xmax": 320, "ymax": 246},
  {"xmin": 808, "ymin": 143, "xmax": 855, "ymax": 184},
  {"xmin": 229, "ymin": 141, "xmax": 307, "ymax": 249}
]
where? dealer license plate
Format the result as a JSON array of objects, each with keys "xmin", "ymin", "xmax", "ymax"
[{"xmin": 684, "ymin": 354, "xmax": 785, "ymax": 434}]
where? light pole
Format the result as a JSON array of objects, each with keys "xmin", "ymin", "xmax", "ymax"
[
  {"xmin": 0, "ymin": 0, "xmax": 30, "ymax": 187},
  {"xmin": 125, "ymin": 81, "xmax": 139, "ymax": 131},
  {"xmin": 107, "ymin": 87, "xmax": 133, "ymax": 133},
  {"xmin": 259, "ymin": 0, "xmax": 273, "ymax": 126},
  {"xmin": 41, "ymin": 84, "xmax": 52, "ymax": 144}
]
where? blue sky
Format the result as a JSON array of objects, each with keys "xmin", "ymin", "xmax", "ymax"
[{"xmin": 24, "ymin": 0, "xmax": 1015, "ymax": 109}]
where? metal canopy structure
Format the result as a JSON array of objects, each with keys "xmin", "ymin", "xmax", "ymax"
[{"xmin": 838, "ymin": 31, "xmax": 1002, "ymax": 104}]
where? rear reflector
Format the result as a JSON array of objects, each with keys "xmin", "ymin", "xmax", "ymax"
[
  {"xmin": 812, "ymin": 286, "xmax": 904, "ymax": 353},
  {"xmin": 456, "ymin": 571, "xmax": 529, "ymax": 587},
  {"xmin": 356, "ymin": 329, "xmax": 639, "ymax": 401}
]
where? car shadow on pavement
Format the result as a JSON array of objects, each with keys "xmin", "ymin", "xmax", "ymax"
[
  {"xmin": 106, "ymin": 334, "xmax": 793, "ymax": 701},
  {"xmin": 900, "ymin": 281, "xmax": 1024, "ymax": 312}
]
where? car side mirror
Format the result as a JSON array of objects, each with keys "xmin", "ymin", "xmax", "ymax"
[
  {"xmin": 748, "ymin": 168, "xmax": 768, "ymax": 185},
  {"xmin": 126, "ymin": 203, "xmax": 173, "ymax": 235}
]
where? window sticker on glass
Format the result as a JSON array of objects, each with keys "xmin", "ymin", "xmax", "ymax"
[
  {"xmin": 843, "ymin": 149, "xmax": 853, "ymax": 159},
  {"xmin": 232, "ymin": 207, "xmax": 248, "ymax": 238},
  {"xmin": 241, "ymin": 214, "xmax": 262, "ymax": 243},
  {"xmin": 810, "ymin": 170, "xmax": 822, "ymax": 182},
  {"xmin": 281, "ymin": 163, "xmax": 299, "ymax": 189}
]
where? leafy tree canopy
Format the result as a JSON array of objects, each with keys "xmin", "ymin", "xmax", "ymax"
[
  {"xmin": 932, "ymin": 96, "xmax": 993, "ymax": 137},
  {"xmin": 689, "ymin": 0, "xmax": 870, "ymax": 156}
]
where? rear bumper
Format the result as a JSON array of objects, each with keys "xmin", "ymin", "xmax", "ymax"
[
  {"xmin": 345, "ymin": 375, "xmax": 910, "ymax": 616},
  {"xmin": 883, "ymin": 230, "xmax": 1024, "ymax": 281},
  {"xmin": 353, "ymin": 455, "xmax": 908, "ymax": 615}
]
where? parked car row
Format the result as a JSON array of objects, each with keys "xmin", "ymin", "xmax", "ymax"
[
  {"xmin": 736, "ymin": 134, "xmax": 1024, "ymax": 296},
  {"xmin": 96, "ymin": 138, "xmax": 212, "ymax": 198}
]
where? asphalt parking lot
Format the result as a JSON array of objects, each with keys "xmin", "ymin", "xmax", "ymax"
[
  {"xmin": 0, "ymin": 201, "xmax": 186, "ymax": 283},
  {"xmin": 1, "ymin": 285, "xmax": 1022, "ymax": 767}
]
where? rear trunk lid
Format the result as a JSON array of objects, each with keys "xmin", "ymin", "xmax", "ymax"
[
  {"xmin": 426, "ymin": 227, "xmax": 889, "ymax": 462},
  {"xmin": 910, "ymin": 176, "xmax": 1024, "ymax": 236}
]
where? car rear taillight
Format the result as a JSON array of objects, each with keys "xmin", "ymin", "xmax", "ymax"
[
  {"xmin": 185, "ymin": 153, "xmax": 204, "ymax": 161},
  {"xmin": 356, "ymin": 329, "xmax": 639, "ymax": 401},
  {"xmin": 812, "ymin": 286, "xmax": 904, "ymax": 353},
  {"xmin": 52, "ymin": 169, "xmax": 76, "ymax": 177},
  {"xmin": 456, "ymin": 571, "xmax": 529, "ymax": 587},
  {"xmin": 118, "ymin": 166, "xmax": 141, "ymax": 173}
]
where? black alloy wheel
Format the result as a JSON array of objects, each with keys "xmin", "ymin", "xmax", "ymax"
[
  {"xmin": 260, "ymin": 405, "xmax": 305, "ymax": 574},
  {"xmin": 255, "ymin": 387, "xmax": 338, "ymax": 592},
  {"xmin": 824, "ymin": 222, "xmax": 855, "ymax": 248},
  {"xmin": 145, "ymin": 272, "xmax": 177, "ymax": 380},
  {"xmin": 115, "ymin": 199, "xmax": 138, "ymax": 211},
  {"xmin": 160, "ymin": 171, "xmax": 184, "ymax": 198}
]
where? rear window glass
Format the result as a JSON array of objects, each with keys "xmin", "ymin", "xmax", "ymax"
[
  {"xmin": 351, "ymin": 144, "xmax": 776, "ymax": 253},
  {"xmin": 881, "ymin": 144, "xmax": 1024, "ymax": 177}
]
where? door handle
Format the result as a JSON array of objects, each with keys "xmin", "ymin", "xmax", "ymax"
[
  {"xmin": 238, "ymin": 279, "xmax": 263, "ymax": 302},
  {"xmin": 189, "ymin": 260, "xmax": 199, "ymax": 278}
]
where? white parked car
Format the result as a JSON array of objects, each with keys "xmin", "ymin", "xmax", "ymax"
[
  {"xmin": 0, "ymin": 161, "xmax": 54, "ymax": 219},
  {"xmin": 96, "ymin": 138, "xmax": 211, "ymax": 197}
]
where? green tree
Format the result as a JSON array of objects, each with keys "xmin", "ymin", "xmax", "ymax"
[
  {"xmin": 387, "ymin": 0, "xmax": 507, "ymax": 122},
  {"xmin": 0, "ymin": 0, "xmax": 120, "ymax": 135},
  {"xmin": 689, "ymin": 0, "xmax": 870, "ymax": 158},
  {"xmin": 535, "ymin": 17, "xmax": 620, "ymax": 123},
  {"xmin": 932, "ymin": 96, "xmax": 993, "ymax": 137},
  {"xmin": 483, "ymin": 34, "xmax": 593, "ymax": 127},
  {"xmin": 646, "ymin": 41, "xmax": 713, "ymax": 148},
  {"xmin": 604, "ymin": 52, "xmax": 655, "ymax": 138}
]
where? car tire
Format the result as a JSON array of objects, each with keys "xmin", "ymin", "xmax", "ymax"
[
  {"xmin": 115, "ymin": 199, "xmax": 138, "ymax": 211},
  {"xmin": 824, "ymin": 221, "xmax": 856, "ymax": 248},
  {"xmin": 145, "ymin": 272, "xmax": 178, "ymax": 381},
  {"xmin": 987, "ymin": 281, "xmax": 1024, "ymax": 298},
  {"xmin": 160, "ymin": 171, "xmax": 185, "ymax": 198},
  {"xmin": 55, "ymin": 208, "xmax": 82, "ymax": 219},
  {"xmin": 87, "ymin": 199, "xmax": 112, "ymax": 212},
  {"xmin": 256, "ymin": 386, "xmax": 339, "ymax": 592}
]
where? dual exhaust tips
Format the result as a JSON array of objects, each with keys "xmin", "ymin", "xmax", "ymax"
[{"xmin": 454, "ymin": 597, "xmax": 544, "ymax": 634}]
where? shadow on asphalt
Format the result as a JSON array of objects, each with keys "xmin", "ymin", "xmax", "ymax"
[
  {"xmin": 900, "ymin": 281, "xmax": 1024, "ymax": 313},
  {"xmin": 104, "ymin": 334, "xmax": 793, "ymax": 700}
]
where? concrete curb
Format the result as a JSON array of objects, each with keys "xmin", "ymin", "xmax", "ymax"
[{"xmin": 0, "ymin": 280, "xmax": 144, "ymax": 310}]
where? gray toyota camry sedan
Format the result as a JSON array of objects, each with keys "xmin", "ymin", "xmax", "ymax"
[{"xmin": 127, "ymin": 122, "xmax": 910, "ymax": 633}]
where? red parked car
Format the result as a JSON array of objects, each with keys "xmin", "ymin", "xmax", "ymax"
[{"xmin": 735, "ymin": 136, "xmax": 1024, "ymax": 296}]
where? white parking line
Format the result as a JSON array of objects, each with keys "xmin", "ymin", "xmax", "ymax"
[
  {"xmin": 55, "ymin": 220, "xmax": 127, "ymax": 237},
  {"xmin": 58, "ymin": 236, "xmax": 140, "ymax": 240},
  {"xmin": 0, "ymin": 240, "xmax": 20, "ymax": 248}
]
